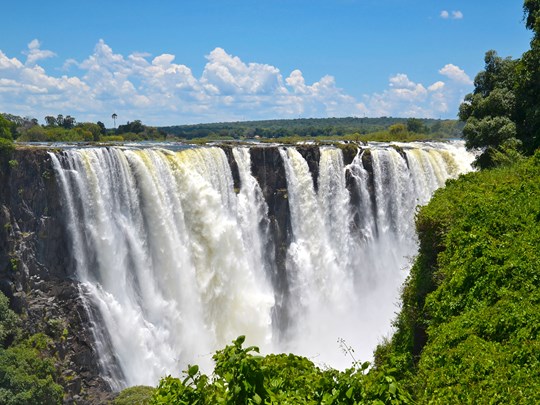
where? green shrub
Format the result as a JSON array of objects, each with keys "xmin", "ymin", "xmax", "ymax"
[
  {"xmin": 101, "ymin": 135, "xmax": 125, "ymax": 142},
  {"xmin": 0, "ymin": 335, "xmax": 63, "ymax": 404},
  {"xmin": 0, "ymin": 291, "xmax": 19, "ymax": 347},
  {"xmin": 0, "ymin": 292, "xmax": 63, "ymax": 404},
  {"xmin": 0, "ymin": 138, "xmax": 14, "ymax": 152},
  {"xmin": 114, "ymin": 385, "xmax": 155, "ymax": 405},
  {"xmin": 151, "ymin": 336, "xmax": 412, "ymax": 404}
]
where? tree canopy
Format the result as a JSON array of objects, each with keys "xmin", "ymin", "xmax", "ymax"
[{"xmin": 459, "ymin": 1, "xmax": 540, "ymax": 167}]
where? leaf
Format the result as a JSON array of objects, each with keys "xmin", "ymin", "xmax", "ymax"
[
  {"xmin": 346, "ymin": 386, "xmax": 354, "ymax": 398},
  {"xmin": 188, "ymin": 364, "xmax": 199, "ymax": 377},
  {"xmin": 235, "ymin": 335, "xmax": 246, "ymax": 345}
]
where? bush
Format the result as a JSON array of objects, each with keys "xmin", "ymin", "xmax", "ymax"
[
  {"xmin": 114, "ymin": 385, "xmax": 155, "ymax": 405},
  {"xmin": 0, "ymin": 292, "xmax": 63, "ymax": 404},
  {"xmin": 0, "ymin": 292, "xmax": 19, "ymax": 347},
  {"xmin": 0, "ymin": 335, "xmax": 63, "ymax": 404},
  {"xmin": 0, "ymin": 138, "xmax": 14, "ymax": 152},
  {"xmin": 151, "ymin": 336, "xmax": 412, "ymax": 404}
]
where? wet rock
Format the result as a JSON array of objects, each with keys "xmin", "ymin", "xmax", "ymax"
[{"xmin": 0, "ymin": 148, "xmax": 113, "ymax": 403}]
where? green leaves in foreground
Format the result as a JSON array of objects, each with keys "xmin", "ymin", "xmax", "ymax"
[{"xmin": 151, "ymin": 335, "xmax": 412, "ymax": 404}]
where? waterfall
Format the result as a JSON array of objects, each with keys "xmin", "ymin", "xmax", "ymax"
[{"xmin": 50, "ymin": 141, "xmax": 474, "ymax": 388}]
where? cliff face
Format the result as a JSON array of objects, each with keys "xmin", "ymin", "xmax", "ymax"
[
  {"xmin": 247, "ymin": 147, "xmax": 292, "ymax": 335},
  {"xmin": 0, "ymin": 148, "xmax": 114, "ymax": 404}
]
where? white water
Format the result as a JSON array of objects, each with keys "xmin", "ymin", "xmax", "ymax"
[{"xmin": 50, "ymin": 141, "xmax": 474, "ymax": 388}]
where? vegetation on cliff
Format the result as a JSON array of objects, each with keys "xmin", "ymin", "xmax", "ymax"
[
  {"xmin": 0, "ymin": 115, "xmax": 14, "ymax": 151},
  {"xmin": 0, "ymin": 291, "xmax": 63, "ymax": 404},
  {"xmin": 375, "ymin": 150, "xmax": 540, "ymax": 403}
]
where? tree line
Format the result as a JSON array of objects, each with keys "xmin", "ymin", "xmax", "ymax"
[
  {"xmin": 0, "ymin": 113, "xmax": 165, "ymax": 143},
  {"xmin": 161, "ymin": 117, "xmax": 464, "ymax": 140}
]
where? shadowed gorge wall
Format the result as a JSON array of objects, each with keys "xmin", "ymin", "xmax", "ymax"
[{"xmin": 0, "ymin": 148, "xmax": 116, "ymax": 403}]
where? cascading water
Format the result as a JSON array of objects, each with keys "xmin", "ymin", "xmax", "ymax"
[{"xmin": 50, "ymin": 141, "xmax": 474, "ymax": 388}]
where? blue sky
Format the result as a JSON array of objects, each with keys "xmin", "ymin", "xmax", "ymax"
[{"xmin": 0, "ymin": 0, "xmax": 532, "ymax": 126}]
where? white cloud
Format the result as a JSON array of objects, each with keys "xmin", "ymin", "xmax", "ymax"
[
  {"xmin": 439, "ymin": 64, "xmax": 473, "ymax": 85},
  {"xmin": 24, "ymin": 39, "xmax": 56, "ymax": 66},
  {"xmin": 428, "ymin": 81, "xmax": 445, "ymax": 92},
  {"xmin": 441, "ymin": 10, "xmax": 463, "ymax": 20},
  {"xmin": 361, "ymin": 65, "xmax": 472, "ymax": 118},
  {"xmin": 0, "ymin": 40, "xmax": 474, "ymax": 124}
]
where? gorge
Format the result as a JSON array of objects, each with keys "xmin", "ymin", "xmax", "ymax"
[{"xmin": 0, "ymin": 141, "xmax": 474, "ymax": 400}]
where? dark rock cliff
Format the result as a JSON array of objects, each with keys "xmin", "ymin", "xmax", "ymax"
[
  {"xmin": 247, "ymin": 146, "xmax": 292, "ymax": 337},
  {"xmin": 0, "ymin": 148, "xmax": 114, "ymax": 404}
]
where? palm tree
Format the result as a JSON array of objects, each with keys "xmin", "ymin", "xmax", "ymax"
[{"xmin": 112, "ymin": 113, "xmax": 117, "ymax": 129}]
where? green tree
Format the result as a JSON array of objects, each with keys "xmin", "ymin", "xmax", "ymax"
[
  {"xmin": 97, "ymin": 121, "xmax": 106, "ymax": 135},
  {"xmin": 514, "ymin": 0, "xmax": 540, "ymax": 153},
  {"xmin": 44, "ymin": 116, "xmax": 57, "ymax": 127},
  {"xmin": 0, "ymin": 292, "xmax": 18, "ymax": 347},
  {"xmin": 62, "ymin": 115, "xmax": 76, "ymax": 129},
  {"xmin": 458, "ymin": 51, "xmax": 518, "ymax": 148},
  {"xmin": 459, "ymin": 2, "xmax": 540, "ymax": 166},
  {"xmin": 406, "ymin": 118, "xmax": 426, "ymax": 133},
  {"xmin": 0, "ymin": 115, "xmax": 14, "ymax": 141},
  {"xmin": 77, "ymin": 122, "xmax": 101, "ymax": 141}
]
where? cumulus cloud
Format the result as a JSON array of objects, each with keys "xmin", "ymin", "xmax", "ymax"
[
  {"xmin": 0, "ymin": 40, "xmax": 473, "ymax": 124},
  {"xmin": 439, "ymin": 64, "xmax": 473, "ymax": 85},
  {"xmin": 441, "ymin": 10, "xmax": 464, "ymax": 20},
  {"xmin": 361, "ymin": 66, "xmax": 472, "ymax": 118},
  {"xmin": 24, "ymin": 39, "xmax": 56, "ymax": 66}
]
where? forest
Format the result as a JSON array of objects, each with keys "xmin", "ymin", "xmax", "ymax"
[{"xmin": 160, "ymin": 117, "xmax": 463, "ymax": 141}]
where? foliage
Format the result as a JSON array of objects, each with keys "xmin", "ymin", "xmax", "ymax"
[
  {"xmin": 101, "ymin": 135, "xmax": 125, "ymax": 142},
  {"xmin": 114, "ymin": 385, "xmax": 155, "ymax": 405},
  {"xmin": 459, "ymin": 1, "xmax": 540, "ymax": 166},
  {"xmin": 0, "ymin": 116, "xmax": 15, "ymax": 152},
  {"xmin": 0, "ymin": 292, "xmax": 63, "ymax": 404},
  {"xmin": 376, "ymin": 151, "xmax": 540, "ymax": 402},
  {"xmin": 0, "ymin": 138, "xmax": 14, "ymax": 152},
  {"xmin": 17, "ymin": 125, "xmax": 95, "ymax": 142},
  {"xmin": 0, "ymin": 292, "xmax": 19, "ymax": 347},
  {"xmin": 151, "ymin": 335, "xmax": 412, "ymax": 404},
  {"xmin": 458, "ymin": 50, "xmax": 519, "ymax": 166},
  {"xmin": 405, "ymin": 118, "xmax": 427, "ymax": 134},
  {"xmin": 44, "ymin": 114, "xmax": 76, "ymax": 129},
  {"xmin": 163, "ymin": 117, "xmax": 463, "ymax": 141},
  {"xmin": 0, "ymin": 335, "xmax": 63, "ymax": 404},
  {"xmin": 0, "ymin": 115, "xmax": 13, "ymax": 141},
  {"xmin": 0, "ymin": 112, "xmax": 164, "ymax": 142}
]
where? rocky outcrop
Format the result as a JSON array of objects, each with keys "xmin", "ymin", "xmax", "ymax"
[
  {"xmin": 246, "ymin": 146, "xmax": 292, "ymax": 336},
  {"xmin": 0, "ymin": 147, "xmax": 114, "ymax": 404}
]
